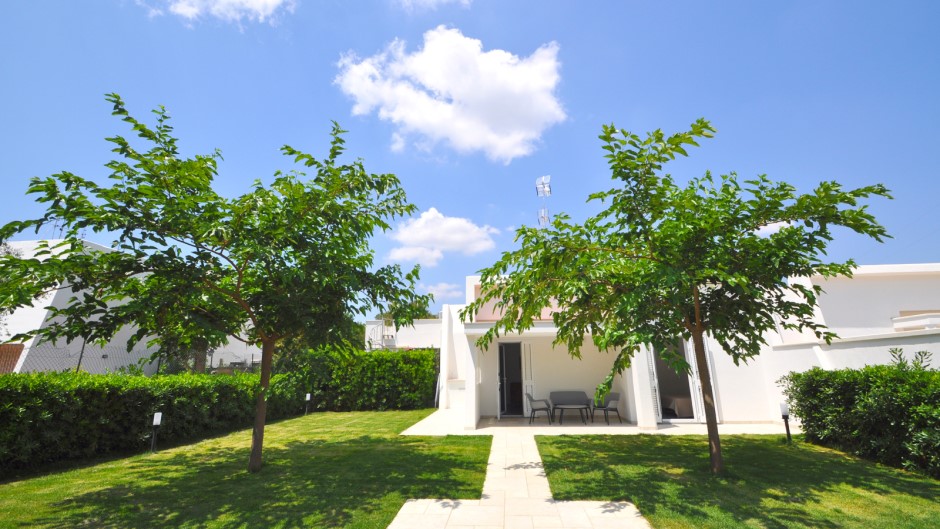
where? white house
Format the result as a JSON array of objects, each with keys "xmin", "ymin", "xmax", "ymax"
[
  {"xmin": 0, "ymin": 240, "xmax": 160, "ymax": 375},
  {"xmin": 364, "ymin": 318, "xmax": 442, "ymax": 351},
  {"xmin": 0, "ymin": 240, "xmax": 263, "ymax": 375},
  {"xmin": 382, "ymin": 264, "xmax": 940, "ymax": 431}
]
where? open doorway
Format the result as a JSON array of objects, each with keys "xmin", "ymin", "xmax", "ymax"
[
  {"xmin": 654, "ymin": 342, "xmax": 696, "ymax": 420},
  {"xmin": 498, "ymin": 343, "xmax": 524, "ymax": 416}
]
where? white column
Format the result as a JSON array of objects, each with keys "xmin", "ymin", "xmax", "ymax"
[
  {"xmin": 463, "ymin": 341, "xmax": 480, "ymax": 430},
  {"xmin": 631, "ymin": 346, "xmax": 659, "ymax": 429}
]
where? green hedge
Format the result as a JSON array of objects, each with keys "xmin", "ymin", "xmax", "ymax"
[
  {"xmin": 0, "ymin": 347, "xmax": 437, "ymax": 472},
  {"xmin": 0, "ymin": 372, "xmax": 268, "ymax": 470},
  {"xmin": 780, "ymin": 351, "xmax": 940, "ymax": 478},
  {"xmin": 282, "ymin": 346, "xmax": 438, "ymax": 411}
]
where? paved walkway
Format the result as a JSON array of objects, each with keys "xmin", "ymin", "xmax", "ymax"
[
  {"xmin": 388, "ymin": 432, "xmax": 651, "ymax": 529},
  {"xmin": 388, "ymin": 411, "xmax": 798, "ymax": 528}
]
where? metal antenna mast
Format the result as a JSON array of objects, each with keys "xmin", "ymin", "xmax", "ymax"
[{"xmin": 535, "ymin": 175, "xmax": 552, "ymax": 228}]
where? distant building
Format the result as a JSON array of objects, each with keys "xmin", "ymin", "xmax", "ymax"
[
  {"xmin": 0, "ymin": 240, "xmax": 159, "ymax": 374},
  {"xmin": 0, "ymin": 240, "xmax": 262, "ymax": 374},
  {"xmin": 364, "ymin": 318, "xmax": 442, "ymax": 351}
]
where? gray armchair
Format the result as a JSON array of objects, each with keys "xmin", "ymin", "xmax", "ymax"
[
  {"xmin": 525, "ymin": 393, "xmax": 553, "ymax": 424},
  {"xmin": 591, "ymin": 392, "xmax": 623, "ymax": 424}
]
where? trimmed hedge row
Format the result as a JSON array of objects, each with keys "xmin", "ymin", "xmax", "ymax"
[
  {"xmin": 284, "ymin": 346, "xmax": 438, "ymax": 411},
  {"xmin": 780, "ymin": 353, "xmax": 940, "ymax": 478},
  {"xmin": 0, "ymin": 347, "xmax": 437, "ymax": 471},
  {"xmin": 1, "ymin": 372, "xmax": 268, "ymax": 470}
]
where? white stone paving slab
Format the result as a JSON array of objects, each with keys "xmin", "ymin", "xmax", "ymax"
[{"xmin": 386, "ymin": 432, "xmax": 652, "ymax": 529}]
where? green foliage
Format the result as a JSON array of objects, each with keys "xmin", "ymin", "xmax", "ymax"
[
  {"xmin": 374, "ymin": 297, "xmax": 438, "ymax": 324},
  {"xmin": 0, "ymin": 242, "xmax": 18, "ymax": 332},
  {"xmin": 280, "ymin": 345, "xmax": 438, "ymax": 411},
  {"xmin": 0, "ymin": 348, "xmax": 437, "ymax": 471},
  {"xmin": 781, "ymin": 350, "xmax": 940, "ymax": 477},
  {"xmin": 0, "ymin": 411, "xmax": 489, "ymax": 529},
  {"xmin": 0, "ymin": 94, "xmax": 427, "ymax": 358},
  {"xmin": 0, "ymin": 371, "xmax": 255, "ymax": 470},
  {"xmin": 538, "ymin": 434, "xmax": 940, "ymax": 528},
  {"xmin": 0, "ymin": 94, "xmax": 430, "ymax": 470},
  {"xmin": 464, "ymin": 119, "xmax": 891, "ymax": 373},
  {"xmin": 272, "ymin": 314, "xmax": 366, "ymax": 373},
  {"xmin": 462, "ymin": 119, "xmax": 891, "ymax": 472}
]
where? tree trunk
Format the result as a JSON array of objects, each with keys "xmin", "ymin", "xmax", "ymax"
[
  {"xmin": 194, "ymin": 350, "xmax": 207, "ymax": 373},
  {"xmin": 247, "ymin": 338, "xmax": 275, "ymax": 473},
  {"xmin": 691, "ymin": 326, "xmax": 724, "ymax": 474}
]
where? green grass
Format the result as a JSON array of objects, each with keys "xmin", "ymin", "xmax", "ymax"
[
  {"xmin": 537, "ymin": 434, "xmax": 940, "ymax": 529},
  {"xmin": 0, "ymin": 410, "xmax": 489, "ymax": 529}
]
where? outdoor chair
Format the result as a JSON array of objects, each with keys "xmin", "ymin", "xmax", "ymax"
[
  {"xmin": 591, "ymin": 392, "xmax": 622, "ymax": 424},
  {"xmin": 525, "ymin": 392, "xmax": 553, "ymax": 424}
]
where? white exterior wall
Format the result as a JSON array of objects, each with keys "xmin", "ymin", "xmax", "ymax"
[
  {"xmin": 4, "ymin": 245, "xmax": 161, "ymax": 375},
  {"xmin": 706, "ymin": 331, "xmax": 940, "ymax": 424},
  {"xmin": 1, "ymin": 290, "xmax": 55, "ymax": 344},
  {"xmin": 2, "ymin": 240, "xmax": 261, "ymax": 375},
  {"xmin": 364, "ymin": 319, "xmax": 442, "ymax": 350},
  {"xmin": 434, "ymin": 266, "xmax": 940, "ymax": 430},
  {"xmin": 438, "ymin": 304, "xmax": 478, "ymax": 430},
  {"xmin": 754, "ymin": 329, "xmax": 940, "ymax": 419},
  {"xmin": 211, "ymin": 341, "xmax": 263, "ymax": 368},
  {"xmin": 815, "ymin": 267, "xmax": 940, "ymax": 337},
  {"xmin": 396, "ymin": 319, "xmax": 443, "ymax": 349},
  {"xmin": 16, "ymin": 334, "xmax": 159, "ymax": 375},
  {"xmin": 474, "ymin": 335, "xmax": 618, "ymax": 417},
  {"xmin": 705, "ymin": 336, "xmax": 775, "ymax": 423},
  {"xmin": 709, "ymin": 264, "xmax": 940, "ymax": 423},
  {"xmin": 626, "ymin": 347, "xmax": 658, "ymax": 429}
]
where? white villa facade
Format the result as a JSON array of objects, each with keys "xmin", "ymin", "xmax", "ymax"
[
  {"xmin": 367, "ymin": 264, "xmax": 940, "ymax": 430},
  {"xmin": 0, "ymin": 240, "xmax": 160, "ymax": 374},
  {"xmin": 0, "ymin": 240, "xmax": 262, "ymax": 375}
]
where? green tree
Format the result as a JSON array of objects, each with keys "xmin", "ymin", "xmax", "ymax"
[
  {"xmin": 462, "ymin": 119, "xmax": 890, "ymax": 474},
  {"xmin": 272, "ymin": 313, "xmax": 366, "ymax": 374},
  {"xmin": 0, "ymin": 94, "xmax": 429, "ymax": 472},
  {"xmin": 0, "ymin": 241, "xmax": 20, "ymax": 334},
  {"xmin": 375, "ymin": 298, "xmax": 437, "ymax": 321}
]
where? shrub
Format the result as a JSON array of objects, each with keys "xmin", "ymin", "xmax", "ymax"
[
  {"xmin": 280, "ymin": 346, "xmax": 438, "ymax": 412},
  {"xmin": 0, "ymin": 347, "xmax": 437, "ymax": 471},
  {"xmin": 0, "ymin": 371, "xmax": 262, "ymax": 471},
  {"xmin": 780, "ymin": 349, "xmax": 940, "ymax": 478}
]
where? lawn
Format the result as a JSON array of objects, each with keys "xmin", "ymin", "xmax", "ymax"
[
  {"xmin": 0, "ymin": 409, "xmax": 490, "ymax": 529},
  {"xmin": 537, "ymin": 434, "xmax": 940, "ymax": 529}
]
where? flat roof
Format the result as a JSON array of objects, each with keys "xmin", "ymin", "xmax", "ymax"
[{"xmin": 819, "ymin": 263, "xmax": 940, "ymax": 278}]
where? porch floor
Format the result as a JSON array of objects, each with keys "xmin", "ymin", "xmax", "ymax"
[{"xmin": 401, "ymin": 409, "xmax": 800, "ymax": 436}]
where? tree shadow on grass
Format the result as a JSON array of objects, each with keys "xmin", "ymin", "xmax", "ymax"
[
  {"xmin": 538, "ymin": 434, "xmax": 940, "ymax": 529},
  {"xmin": 25, "ymin": 434, "xmax": 489, "ymax": 529}
]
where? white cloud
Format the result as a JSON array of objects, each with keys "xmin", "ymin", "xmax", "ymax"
[
  {"xmin": 335, "ymin": 25, "xmax": 566, "ymax": 163},
  {"xmin": 140, "ymin": 0, "xmax": 295, "ymax": 24},
  {"xmin": 390, "ymin": 132, "xmax": 406, "ymax": 152},
  {"xmin": 135, "ymin": 0, "xmax": 164, "ymax": 17},
  {"xmin": 396, "ymin": 0, "xmax": 471, "ymax": 11},
  {"xmin": 420, "ymin": 282, "xmax": 463, "ymax": 301},
  {"xmin": 389, "ymin": 207, "xmax": 498, "ymax": 266},
  {"xmin": 755, "ymin": 221, "xmax": 790, "ymax": 237},
  {"xmin": 389, "ymin": 246, "xmax": 443, "ymax": 265}
]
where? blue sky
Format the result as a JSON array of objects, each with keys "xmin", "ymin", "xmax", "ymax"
[{"xmin": 1, "ymin": 1, "xmax": 938, "ymax": 314}]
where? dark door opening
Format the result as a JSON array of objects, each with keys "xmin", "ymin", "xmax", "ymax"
[
  {"xmin": 654, "ymin": 342, "xmax": 695, "ymax": 419},
  {"xmin": 498, "ymin": 343, "xmax": 524, "ymax": 416}
]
